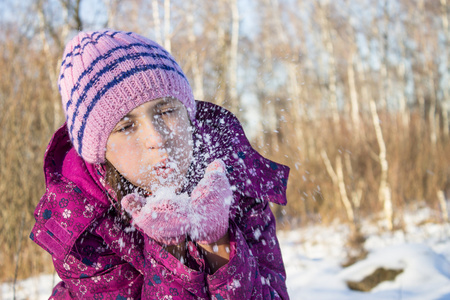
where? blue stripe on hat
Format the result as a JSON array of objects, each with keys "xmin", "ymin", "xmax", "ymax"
[
  {"xmin": 74, "ymin": 63, "xmax": 187, "ymax": 156},
  {"xmin": 60, "ymin": 31, "xmax": 171, "ymax": 72},
  {"xmin": 61, "ymin": 31, "xmax": 110, "ymax": 69},
  {"xmin": 67, "ymin": 50, "xmax": 187, "ymax": 137},
  {"xmin": 80, "ymin": 31, "xmax": 104, "ymax": 52},
  {"xmin": 65, "ymin": 43, "xmax": 178, "ymax": 112}
]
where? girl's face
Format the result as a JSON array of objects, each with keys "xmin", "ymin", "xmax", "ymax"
[{"xmin": 105, "ymin": 98, "xmax": 193, "ymax": 194}]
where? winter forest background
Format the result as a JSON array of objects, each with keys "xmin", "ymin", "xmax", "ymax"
[{"xmin": 0, "ymin": 0, "xmax": 449, "ymax": 296}]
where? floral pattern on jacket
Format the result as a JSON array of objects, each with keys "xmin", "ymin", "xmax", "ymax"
[{"xmin": 31, "ymin": 101, "xmax": 290, "ymax": 299}]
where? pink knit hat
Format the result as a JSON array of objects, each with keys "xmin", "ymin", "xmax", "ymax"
[{"xmin": 58, "ymin": 30, "xmax": 196, "ymax": 164}]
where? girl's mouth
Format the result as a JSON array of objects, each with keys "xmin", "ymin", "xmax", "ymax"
[
  {"xmin": 152, "ymin": 159, "xmax": 176, "ymax": 177},
  {"xmin": 154, "ymin": 166, "xmax": 173, "ymax": 176}
]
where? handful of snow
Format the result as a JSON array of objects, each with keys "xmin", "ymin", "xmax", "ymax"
[{"xmin": 121, "ymin": 159, "xmax": 233, "ymax": 245}]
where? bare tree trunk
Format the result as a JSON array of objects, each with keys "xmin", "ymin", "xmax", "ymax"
[
  {"xmin": 440, "ymin": 0, "xmax": 449, "ymax": 136},
  {"xmin": 321, "ymin": 150, "xmax": 355, "ymax": 225},
  {"xmin": 317, "ymin": 0, "xmax": 339, "ymax": 127},
  {"xmin": 342, "ymin": 2, "xmax": 362, "ymax": 134},
  {"xmin": 344, "ymin": 152, "xmax": 363, "ymax": 213},
  {"xmin": 37, "ymin": 0, "xmax": 69, "ymax": 130},
  {"xmin": 354, "ymin": 54, "xmax": 370, "ymax": 139},
  {"xmin": 13, "ymin": 212, "xmax": 25, "ymax": 300},
  {"xmin": 228, "ymin": 0, "xmax": 239, "ymax": 112},
  {"xmin": 370, "ymin": 100, "xmax": 393, "ymax": 230},
  {"xmin": 59, "ymin": 0, "xmax": 71, "ymax": 45},
  {"xmin": 163, "ymin": 0, "xmax": 171, "ymax": 52},
  {"xmin": 397, "ymin": 59, "xmax": 409, "ymax": 128},
  {"xmin": 254, "ymin": 0, "xmax": 275, "ymax": 150},
  {"xmin": 269, "ymin": 0, "xmax": 306, "ymax": 152},
  {"xmin": 37, "ymin": 6, "xmax": 57, "ymax": 88},
  {"xmin": 397, "ymin": 38, "xmax": 409, "ymax": 130},
  {"xmin": 152, "ymin": 0, "xmax": 162, "ymax": 45},
  {"xmin": 379, "ymin": 0, "xmax": 390, "ymax": 111},
  {"xmin": 437, "ymin": 190, "xmax": 449, "ymax": 222},
  {"xmin": 347, "ymin": 52, "xmax": 360, "ymax": 130},
  {"xmin": 211, "ymin": 0, "xmax": 230, "ymax": 107},
  {"xmin": 271, "ymin": 0, "xmax": 289, "ymax": 45},
  {"xmin": 215, "ymin": 24, "xmax": 227, "ymax": 107},
  {"xmin": 287, "ymin": 61, "xmax": 305, "ymax": 148},
  {"xmin": 73, "ymin": 0, "xmax": 83, "ymax": 30},
  {"xmin": 187, "ymin": 3, "xmax": 204, "ymax": 100},
  {"xmin": 416, "ymin": 72, "xmax": 426, "ymax": 121},
  {"xmin": 429, "ymin": 75, "xmax": 438, "ymax": 146},
  {"xmin": 416, "ymin": 0, "xmax": 426, "ymax": 121},
  {"xmin": 103, "ymin": 0, "xmax": 120, "ymax": 28}
]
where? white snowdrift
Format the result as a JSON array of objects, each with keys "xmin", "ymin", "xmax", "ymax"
[{"xmin": 280, "ymin": 209, "xmax": 450, "ymax": 300}]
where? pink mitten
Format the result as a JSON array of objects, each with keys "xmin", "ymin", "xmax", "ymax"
[
  {"xmin": 189, "ymin": 159, "xmax": 233, "ymax": 244},
  {"xmin": 121, "ymin": 189, "xmax": 191, "ymax": 245}
]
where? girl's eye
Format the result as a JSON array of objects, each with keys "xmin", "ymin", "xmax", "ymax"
[
  {"xmin": 117, "ymin": 123, "xmax": 135, "ymax": 132},
  {"xmin": 160, "ymin": 107, "xmax": 178, "ymax": 115},
  {"xmin": 154, "ymin": 107, "xmax": 179, "ymax": 121}
]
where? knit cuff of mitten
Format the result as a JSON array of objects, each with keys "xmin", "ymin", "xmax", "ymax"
[{"xmin": 190, "ymin": 218, "xmax": 230, "ymax": 245}]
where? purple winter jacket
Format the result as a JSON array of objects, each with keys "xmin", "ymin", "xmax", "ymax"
[{"xmin": 30, "ymin": 101, "xmax": 290, "ymax": 299}]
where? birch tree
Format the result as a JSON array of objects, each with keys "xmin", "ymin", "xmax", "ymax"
[
  {"xmin": 228, "ymin": 0, "xmax": 239, "ymax": 112},
  {"xmin": 370, "ymin": 100, "xmax": 394, "ymax": 230},
  {"xmin": 103, "ymin": 0, "xmax": 121, "ymax": 28},
  {"xmin": 321, "ymin": 150, "xmax": 356, "ymax": 226},
  {"xmin": 316, "ymin": 0, "xmax": 339, "ymax": 127},
  {"xmin": 186, "ymin": 2, "xmax": 204, "ymax": 100},
  {"xmin": 152, "ymin": 0, "xmax": 162, "ymax": 45},
  {"xmin": 440, "ymin": 0, "xmax": 449, "ymax": 136},
  {"xmin": 163, "ymin": 0, "xmax": 171, "ymax": 52},
  {"xmin": 37, "ymin": 0, "xmax": 83, "ymax": 130}
]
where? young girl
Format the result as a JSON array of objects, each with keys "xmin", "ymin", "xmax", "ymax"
[{"xmin": 30, "ymin": 29, "xmax": 290, "ymax": 299}]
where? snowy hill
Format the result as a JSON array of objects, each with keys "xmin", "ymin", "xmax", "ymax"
[{"xmin": 281, "ymin": 208, "xmax": 450, "ymax": 299}]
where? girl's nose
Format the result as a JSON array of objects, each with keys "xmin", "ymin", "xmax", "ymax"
[{"xmin": 141, "ymin": 121, "xmax": 168, "ymax": 149}]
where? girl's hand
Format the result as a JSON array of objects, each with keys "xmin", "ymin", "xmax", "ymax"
[
  {"xmin": 189, "ymin": 159, "xmax": 233, "ymax": 244},
  {"xmin": 121, "ymin": 191, "xmax": 190, "ymax": 245},
  {"xmin": 197, "ymin": 232, "xmax": 231, "ymax": 274}
]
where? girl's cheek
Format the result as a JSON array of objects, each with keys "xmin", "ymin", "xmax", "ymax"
[{"xmin": 116, "ymin": 143, "xmax": 140, "ymax": 163}]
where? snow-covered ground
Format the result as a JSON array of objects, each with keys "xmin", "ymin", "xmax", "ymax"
[
  {"xmin": 281, "ymin": 207, "xmax": 450, "ymax": 299},
  {"xmin": 3, "ymin": 207, "xmax": 450, "ymax": 300}
]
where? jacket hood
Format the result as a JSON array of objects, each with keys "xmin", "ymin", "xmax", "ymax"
[
  {"xmin": 30, "ymin": 123, "xmax": 112, "ymax": 259},
  {"xmin": 191, "ymin": 101, "xmax": 289, "ymax": 206},
  {"xmin": 43, "ymin": 123, "xmax": 112, "ymax": 206}
]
